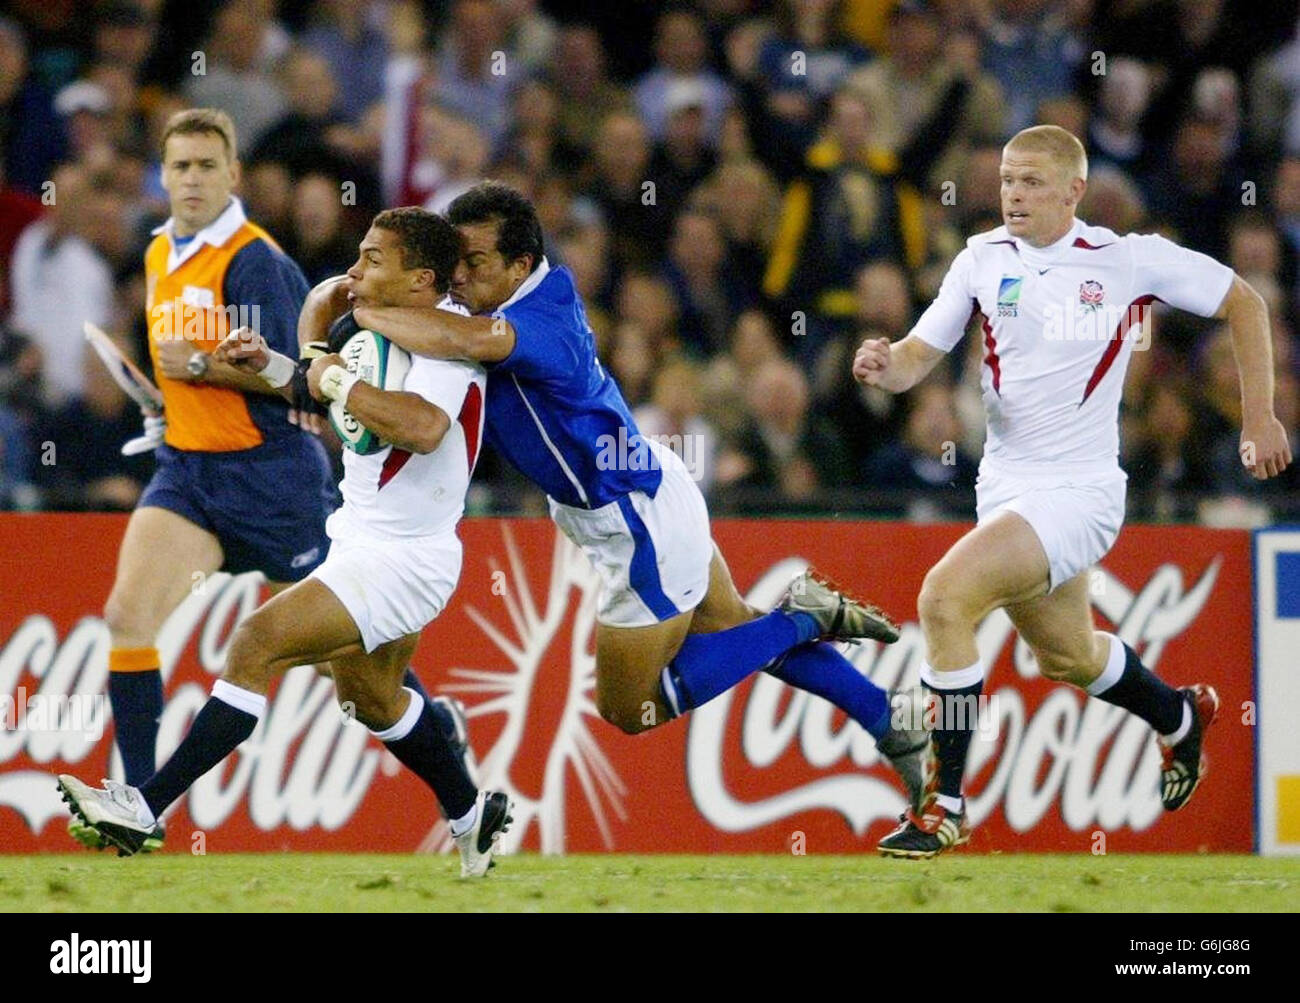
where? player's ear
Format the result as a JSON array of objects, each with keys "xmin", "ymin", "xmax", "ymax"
[{"xmin": 411, "ymin": 267, "xmax": 436, "ymax": 293}]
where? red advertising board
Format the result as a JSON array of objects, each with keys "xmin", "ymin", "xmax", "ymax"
[{"xmin": 0, "ymin": 514, "xmax": 1253, "ymax": 854}]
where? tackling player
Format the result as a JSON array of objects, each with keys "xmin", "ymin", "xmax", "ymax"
[
  {"xmin": 853, "ymin": 125, "xmax": 1291, "ymax": 857},
  {"xmin": 344, "ymin": 182, "xmax": 935, "ymax": 813},
  {"xmin": 60, "ymin": 208, "xmax": 512, "ymax": 877}
]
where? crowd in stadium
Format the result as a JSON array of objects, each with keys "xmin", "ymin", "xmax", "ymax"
[{"xmin": 1, "ymin": 0, "xmax": 1298, "ymax": 520}]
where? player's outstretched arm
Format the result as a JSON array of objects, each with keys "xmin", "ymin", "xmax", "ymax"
[
  {"xmin": 213, "ymin": 328, "xmax": 295, "ymax": 403},
  {"xmin": 306, "ymin": 353, "xmax": 450, "ymax": 453},
  {"xmin": 853, "ymin": 334, "xmax": 946, "ymax": 394},
  {"xmin": 1215, "ymin": 273, "xmax": 1293, "ymax": 479},
  {"xmin": 352, "ymin": 302, "xmax": 516, "ymax": 364}
]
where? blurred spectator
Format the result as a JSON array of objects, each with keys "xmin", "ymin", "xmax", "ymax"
[
  {"xmin": 423, "ymin": 109, "xmax": 490, "ymax": 215},
  {"xmin": 606, "ymin": 319, "xmax": 656, "ymax": 408},
  {"xmin": 0, "ymin": 17, "xmax": 66, "ymax": 195},
  {"xmin": 1142, "ymin": 116, "xmax": 1240, "ymax": 258},
  {"xmin": 435, "ymin": 0, "xmax": 513, "ymax": 149},
  {"xmin": 1126, "ymin": 376, "xmax": 1215, "ymax": 521},
  {"xmin": 32, "ymin": 330, "xmax": 151, "ymax": 511},
  {"xmin": 863, "ymin": 379, "xmax": 978, "ymax": 516},
  {"xmin": 973, "ymin": 0, "xmax": 1087, "ymax": 137},
  {"xmin": 741, "ymin": 0, "xmax": 872, "ymax": 179},
  {"xmin": 633, "ymin": 357, "xmax": 719, "ymax": 493},
  {"xmin": 702, "ymin": 308, "xmax": 785, "ymax": 442},
  {"xmin": 584, "ymin": 111, "xmax": 670, "ymax": 269},
  {"xmin": 183, "ymin": 0, "xmax": 287, "ymax": 150},
  {"xmin": 634, "ymin": 8, "xmax": 732, "ymax": 146},
  {"xmin": 1087, "ymin": 56, "xmax": 1154, "ymax": 175},
  {"xmin": 250, "ymin": 49, "xmax": 343, "ymax": 168},
  {"xmin": 952, "ymin": 143, "xmax": 1004, "ymax": 234},
  {"xmin": 647, "ymin": 82, "xmax": 718, "ymax": 208},
  {"xmin": 615, "ymin": 271, "xmax": 680, "ymax": 354},
  {"xmin": 93, "ymin": 2, "xmax": 158, "ymax": 79},
  {"xmin": 693, "ymin": 158, "xmax": 780, "ymax": 308},
  {"xmin": 845, "ymin": 3, "xmax": 1005, "ymax": 190},
  {"xmin": 240, "ymin": 158, "xmax": 294, "ymax": 242},
  {"xmin": 661, "ymin": 209, "xmax": 748, "ymax": 359},
  {"xmin": 0, "ymin": 315, "xmax": 45, "ymax": 509},
  {"xmin": 815, "ymin": 261, "xmax": 913, "ymax": 468},
  {"xmin": 300, "ymin": 0, "xmax": 389, "ymax": 123},
  {"xmin": 498, "ymin": 0, "xmax": 557, "ymax": 78},
  {"xmin": 550, "ymin": 25, "xmax": 629, "ymax": 158},
  {"xmin": 716, "ymin": 356, "xmax": 853, "ymax": 507},
  {"xmin": 54, "ymin": 80, "xmax": 115, "ymax": 163},
  {"xmin": 1078, "ymin": 165, "xmax": 1148, "ymax": 236},
  {"xmin": 0, "ymin": 160, "xmax": 44, "ymax": 316},
  {"xmin": 284, "ymin": 171, "xmax": 356, "ymax": 286},
  {"xmin": 762, "ymin": 87, "xmax": 960, "ymax": 328},
  {"xmin": 557, "ymin": 226, "xmax": 612, "ymax": 341},
  {"xmin": 8, "ymin": 162, "xmax": 113, "ymax": 406}
]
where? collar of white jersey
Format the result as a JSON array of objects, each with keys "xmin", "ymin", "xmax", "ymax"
[
  {"xmin": 492, "ymin": 256, "xmax": 551, "ymax": 315},
  {"xmin": 152, "ymin": 197, "xmax": 248, "ymax": 274},
  {"xmin": 1011, "ymin": 217, "xmax": 1083, "ymax": 259}
]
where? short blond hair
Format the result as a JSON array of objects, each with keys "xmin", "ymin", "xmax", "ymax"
[
  {"xmin": 161, "ymin": 108, "xmax": 238, "ymax": 162},
  {"xmin": 1005, "ymin": 124, "xmax": 1088, "ymax": 182}
]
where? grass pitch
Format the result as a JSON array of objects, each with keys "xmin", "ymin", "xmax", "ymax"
[{"xmin": 4, "ymin": 853, "xmax": 1299, "ymax": 912}]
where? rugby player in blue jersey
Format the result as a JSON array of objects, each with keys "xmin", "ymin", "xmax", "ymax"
[{"xmin": 348, "ymin": 183, "xmax": 932, "ymax": 811}]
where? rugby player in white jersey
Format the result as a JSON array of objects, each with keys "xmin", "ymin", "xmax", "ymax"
[
  {"xmin": 854, "ymin": 125, "xmax": 1291, "ymax": 858},
  {"xmin": 59, "ymin": 208, "xmax": 513, "ymax": 877}
]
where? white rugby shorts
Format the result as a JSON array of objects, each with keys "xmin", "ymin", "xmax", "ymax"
[
  {"xmin": 548, "ymin": 439, "xmax": 712, "ymax": 628},
  {"xmin": 975, "ymin": 463, "xmax": 1127, "ymax": 593},
  {"xmin": 309, "ymin": 508, "xmax": 463, "ymax": 652}
]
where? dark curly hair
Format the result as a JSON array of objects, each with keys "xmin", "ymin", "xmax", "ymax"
[
  {"xmin": 371, "ymin": 206, "xmax": 461, "ymax": 293},
  {"xmin": 447, "ymin": 181, "xmax": 544, "ymax": 273}
]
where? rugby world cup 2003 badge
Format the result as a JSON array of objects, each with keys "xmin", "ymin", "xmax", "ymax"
[{"xmin": 997, "ymin": 276, "xmax": 1022, "ymax": 317}]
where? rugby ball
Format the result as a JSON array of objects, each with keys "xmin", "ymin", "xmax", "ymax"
[{"xmin": 328, "ymin": 328, "xmax": 411, "ymax": 454}]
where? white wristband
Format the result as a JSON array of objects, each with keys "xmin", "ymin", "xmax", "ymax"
[
  {"xmin": 258, "ymin": 351, "xmax": 296, "ymax": 389},
  {"xmin": 319, "ymin": 364, "xmax": 360, "ymax": 403}
]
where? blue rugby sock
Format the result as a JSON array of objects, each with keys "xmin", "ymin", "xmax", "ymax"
[
  {"xmin": 140, "ymin": 680, "xmax": 265, "ymax": 819},
  {"xmin": 659, "ymin": 610, "xmax": 820, "ymax": 716},
  {"xmin": 107, "ymin": 669, "xmax": 163, "ymax": 787},
  {"xmin": 765, "ymin": 642, "xmax": 892, "ymax": 739}
]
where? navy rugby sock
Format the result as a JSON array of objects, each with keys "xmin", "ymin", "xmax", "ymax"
[
  {"xmin": 140, "ymin": 680, "xmax": 265, "ymax": 819},
  {"xmin": 921, "ymin": 661, "xmax": 984, "ymax": 806},
  {"xmin": 107, "ymin": 657, "xmax": 164, "ymax": 787},
  {"xmin": 765, "ymin": 643, "xmax": 892, "ymax": 739},
  {"xmin": 658, "ymin": 610, "xmax": 821, "ymax": 716},
  {"xmin": 373, "ymin": 688, "xmax": 477, "ymax": 821},
  {"xmin": 1086, "ymin": 634, "xmax": 1185, "ymax": 736}
]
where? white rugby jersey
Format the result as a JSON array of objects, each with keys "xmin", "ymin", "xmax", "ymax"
[
  {"xmin": 911, "ymin": 219, "xmax": 1234, "ymax": 475},
  {"xmin": 333, "ymin": 299, "xmax": 487, "ymax": 538}
]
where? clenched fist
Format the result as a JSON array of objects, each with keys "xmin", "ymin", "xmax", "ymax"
[
  {"xmin": 214, "ymin": 326, "xmax": 269, "ymax": 372},
  {"xmin": 853, "ymin": 337, "xmax": 892, "ymax": 386}
]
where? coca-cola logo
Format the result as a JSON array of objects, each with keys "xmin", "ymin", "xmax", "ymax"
[
  {"xmin": 0, "ymin": 573, "xmax": 380, "ymax": 836},
  {"xmin": 0, "ymin": 521, "xmax": 1231, "ymax": 852},
  {"xmin": 687, "ymin": 558, "xmax": 1222, "ymax": 837}
]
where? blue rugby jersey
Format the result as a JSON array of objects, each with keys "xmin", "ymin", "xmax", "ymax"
[{"xmin": 486, "ymin": 260, "xmax": 662, "ymax": 508}]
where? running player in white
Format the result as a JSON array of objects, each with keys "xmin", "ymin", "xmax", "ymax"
[
  {"xmin": 59, "ymin": 208, "xmax": 512, "ymax": 876},
  {"xmin": 855, "ymin": 125, "xmax": 1291, "ymax": 858}
]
